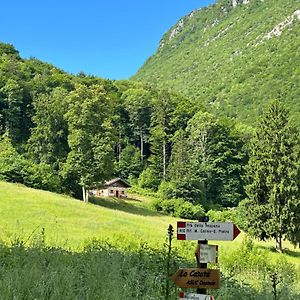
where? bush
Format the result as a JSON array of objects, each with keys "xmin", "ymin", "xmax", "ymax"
[
  {"xmin": 157, "ymin": 179, "xmax": 205, "ymax": 204},
  {"xmin": 207, "ymin": 208, "xmax": 237, "ymax": 223},
  {"xmin": 138, "ymin": 167, "xmax": 161, "ymax": 191},
  {"xmin": 157, "ymin": 180, "xmax": 177, "ymax": 199},
  {"xmin": 235, "ymin": 198, "xmax": 252, "ymax": 231},
  {"xmin": 0, "ymin": 135, "xmax": 25, "ymax": 183},
  {"xmin": 150, "ymin": 197, "xmax": 164, "ymax": 212},
  {"xmin": 0, "ymin": 135, "xmax": 61, "ymax": 192},
  {"xmin": 22, "ymin": 162, "xmax": 61, "ymax": 192},
  {"xmin": 151, "ymin": 198, "xmax": 205, "ymax": 220},
  {"xmin": 218, "ymin": 236, "xmax": 300, "ymax": 299}
]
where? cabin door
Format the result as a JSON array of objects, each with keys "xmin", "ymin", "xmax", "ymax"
[{"xmin": 116, "ymin": 190, "xmax": 119, "ymax": 198}]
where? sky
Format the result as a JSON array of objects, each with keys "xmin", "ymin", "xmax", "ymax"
[{"xmin": 0, "ymin": 0, "xmax": 215, "ymax": 80}]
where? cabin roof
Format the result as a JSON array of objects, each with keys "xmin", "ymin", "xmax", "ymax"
[{"xmin": 104, "ymin": 178, "xmax": 131, "ymax": 188}]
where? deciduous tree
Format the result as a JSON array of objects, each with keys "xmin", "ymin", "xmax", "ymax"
[{"xmin": 61, "ymin": 84, "xmax": 115, "ymax": 202}]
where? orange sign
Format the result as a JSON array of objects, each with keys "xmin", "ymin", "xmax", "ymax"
[{"xmin": 172, "ymin": 268, "xmax": 220, "ymax": 289}]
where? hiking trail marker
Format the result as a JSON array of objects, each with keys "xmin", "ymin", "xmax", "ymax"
[
  {"xmin": 173, "ymin": 219, "xmax": 241, "ymax": 299},
  {"xmin": 177, "ymin": 221, "xmax": 240, "ymax": 241},
  {"xmin": 172, "ymin": 268, "xmax": 220, "ymax": 289}
]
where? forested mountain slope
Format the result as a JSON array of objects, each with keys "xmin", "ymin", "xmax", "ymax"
[{"xmin": 133, "ymin": 0, "xmax": 300, "ymax": 124}]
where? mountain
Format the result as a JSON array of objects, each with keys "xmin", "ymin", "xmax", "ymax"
[{"xmin": 133, "ymin": 0, "xmax": 300, "ymax": 124}]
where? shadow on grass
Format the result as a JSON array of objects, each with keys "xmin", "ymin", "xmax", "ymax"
[
  {"xmin": 257, "ymin": 244, "xmax": 300, "ymax": 258},
  {"xmin": 283, "ymin": 249, "xmax": 300, "ymax": 258},
  {"xmin": 89, "ymin": 196, "xmax": 164, "ymax": 217}
]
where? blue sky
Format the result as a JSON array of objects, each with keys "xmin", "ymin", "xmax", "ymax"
[{"xmin": 1, "ymin": 0, "xmax": 215, "ymax": 80}]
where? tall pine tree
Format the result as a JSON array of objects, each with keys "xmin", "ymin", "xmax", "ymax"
[{"xmin": 244, "ymin": 101, "xmax": 300, "ymax": 251}]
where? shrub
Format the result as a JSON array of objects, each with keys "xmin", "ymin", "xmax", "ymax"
[
  {"xmin": 150, "ymin": 197, "xmax": 164, "ymax": 212},
  {"xmin": 151, "ymin": 198, "xmax": 205, "ymax": 220},
  {"xmin": 138, "ymin": 167, "xmax": 160, "ymax": 191},
  {"xmin": 157, "ymin": 179, "xmax": 205, "ymax": 204},
  {"xmin": 0, "ymin": 135, "xmax": 25, "ymax": 183},
  {"xmin": 235, "ymin": 198, "xmax": 252, "ymax": 231},
  {"xmin": 157, "ymin": 180, "xmax": 177, "ymax": 199},
  {"xmin": 22, "ymin": 162, "xmax": 61, "ymax": 192},
  {"xmin": 207, "ymin": 208, "xmax": 237, "ymax": 223},
  {"xmin": 0, "ymin": 135, "xmax": 61, "ymax": 192}
]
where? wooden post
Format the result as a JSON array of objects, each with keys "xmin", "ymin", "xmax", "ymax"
[
  {"xmin": 196, "ymin": 239, "xmax": 208, "ymax": 295},
  {"xmin": 196, "ymin": 216, "xmax": 209, "ymax": 295},
  {"xmin": 165, "ymin": 224, "xmax": 174, "ymax": 300}
]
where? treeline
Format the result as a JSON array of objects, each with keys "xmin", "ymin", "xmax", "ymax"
[{"xmin": 0, "ymin": 42, "xmax": 248, "ymax": 206}]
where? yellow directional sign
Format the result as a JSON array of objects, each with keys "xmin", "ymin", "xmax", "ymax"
[{"xmin": 172, "ymin": 268, "xmax": 220, "ymax": 289}]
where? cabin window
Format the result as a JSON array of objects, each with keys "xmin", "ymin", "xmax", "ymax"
[{"xmin": 110, "ymin": 190, "xmax": 113, "ymax": 194}]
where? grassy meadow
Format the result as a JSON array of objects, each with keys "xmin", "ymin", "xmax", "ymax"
[
  {"xmin": 0, "ymin": 181, "xmax": 300, "ymax": 299},
  {"xmin": 0, "ymin": 181, "xmax": 177, "ymax": 250}
]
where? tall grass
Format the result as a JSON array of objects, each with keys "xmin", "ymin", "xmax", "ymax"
[
  {"xmin": 0, "ymin": 235, "xmax": 182, "ymax": 300},
  {"xmin": 0, "ymin": 234, "xmax": 299, "ymax": 300},
  {"xmin": 1, "ymin": 182, "xmax": 300, "ymax": 299}
]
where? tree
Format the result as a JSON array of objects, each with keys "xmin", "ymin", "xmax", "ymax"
[
  {"xmin": 244, "ymin": 101, "xmax": 300, "ymax": 251},
  {"xmin": 115, "ymin": 144, "xmax": 143, "ymax": 180},
  {"xmin": 61, "ymin": 84, "xmax": 115, "ymax": 202},
  {"xmin": 186, "ymin": 112, "xmax": 245, "ymax": 206},
  {"xmin": 27, "ymin": 87, "xmax": 69, "ymax": 168},
  {"xmin": 149, "ymin": 90, "xmax": 177, "ymax": 180},
  {"xmin": 122, "ymin": 87, "xmax": 152, "ymax": 161},
  {"xmin": 167, "ymin": 129, "xmax": 190, "ymax": 182},
  {"xmin": 160, "ymin": 129, "xmax": 203, "ymax": 202},
  {"xmin": 0, "ymin": 79, "xmax": 25, "ymax": 145}
]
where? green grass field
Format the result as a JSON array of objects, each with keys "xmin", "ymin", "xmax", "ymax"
[
  {"xmin": 0, "ymin": 181, "xmax": 299, "ymax": 264},
  {"xmin": 0, "ymin": 181, "xmax": 299, "ymax": 299},
  {"xmin": 0, "ymin": 181, "xmax": 178, "ymax": 250},
  {"xmin": 0, "ymin": 182, "xmax": 300, "ymax": 258}
]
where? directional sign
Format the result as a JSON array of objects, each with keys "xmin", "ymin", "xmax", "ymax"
[
  {"xmin": 195, "ymin": 244, "xmax": 218, "ymax": 263},
  {"xmin": 179, "ymin": 292, "xmax": 215, "ymax": 300},
  {"xmin": 172, "ymin": 268, "xmax": 220, "ymax": 289},
  {"xmin": 177, "ymin": 221, "xmax": 240, "ymax": 241}
]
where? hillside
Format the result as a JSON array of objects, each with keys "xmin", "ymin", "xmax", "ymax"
[
  {"xmin": 0, "ymin": 181, "xmax": 299, "ymax": 298},
  {"xmin": 1, "ymin": 181, "xmax": 300, "ymax": 264},
  {"xmin": 0, "ymin": 181, "xmax": 177, "ymax": 249},
  {"xmin": 133, "ymin": 0, "xmax": 300, "ymax": 124}
]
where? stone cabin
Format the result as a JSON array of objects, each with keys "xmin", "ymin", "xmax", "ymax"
[{"xmin": 92, "ymin": 178, "xmax": 131, "ymax": 198}]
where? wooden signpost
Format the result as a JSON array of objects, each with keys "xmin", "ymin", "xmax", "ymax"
[
  {"xmin": 179, "ymin": 292, "xmax": 215, "ymax": 300},
  {"xmin": 172, "ymin": 268, "xmax": 220, "ymax": 289},
  {"xmin": 173, "ymin": 219, "xmax": 241, "ymax": 299}
]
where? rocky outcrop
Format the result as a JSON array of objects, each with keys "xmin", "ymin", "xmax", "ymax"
[
  {"xmin": 232, "ymin": 0, "xmax": 252, "ymax": 7},
  {"xmin": 264, "ymin": 9, "xmax": 300, "ymax": 39},
  {"xmin": 253, "ymin": 9, "xmax": 300, "ymax": 47},
  {"xmin": 169, "ymin": 19, "xmax": 185, "ymax": 41}
]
